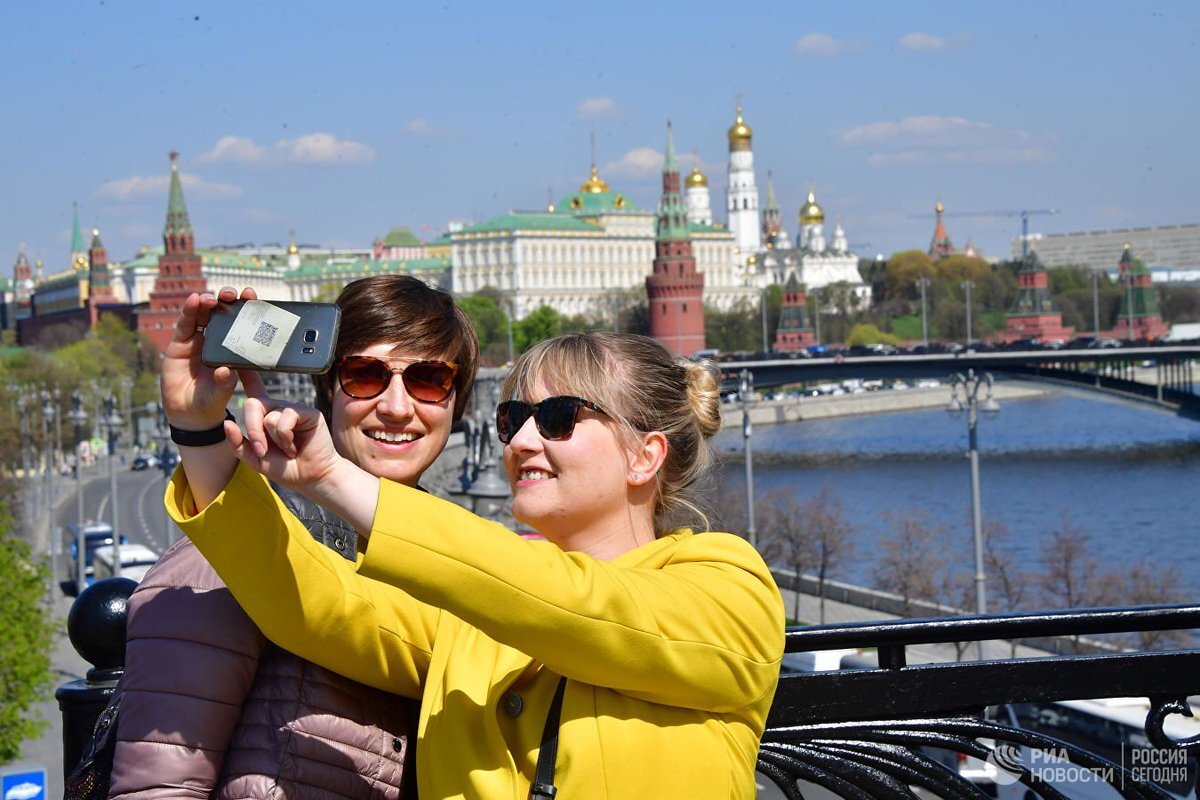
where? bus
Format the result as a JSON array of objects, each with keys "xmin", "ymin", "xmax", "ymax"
[
  {"xmin": 67, "ymin": 522, "xmax": 130, "ymax": 590},
  {"xmin": 971, "ymin": 698, "xmax": 1200, "ymax": 799},
  {"xmin": 92, "ymin": 543, "xmax": 161, "ymax": 584}
]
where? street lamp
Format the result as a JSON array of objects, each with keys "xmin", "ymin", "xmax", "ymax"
[
  {"xmin": 739, "ymin": 369, "xmax": 757, "ymax": 551},
  {"xmin": 41, "ymin": 388, "xmax": 57, "ymax": 598},
  {"xmin": 151, "ymin": 404, "xmax": 176, "ymax": 546},
  {"xmin": 68, "ymin": 392, "xmax": 88, "ymax": 591},
  {"xmin": 467, "ymin": 378, "xmax": 510, "ymax": 520},
  {"xmin": 946, "ymin": 369, "xmax": 999, "ymax": 660},
  {"xmin": 810, "ymin": 288, "xmax": 822, "ymax": 345},
  {"xmin": 916, "ymin": 277, "xmax": 932, "ymax": 348},
  {"xmin": 100, "ymin": 395, "xmax": 123, "ymax": 572},
  {"xmin": 1124, "ymin": 269, "xmax": 1136, "ymax": 342},
  {"xmin": 960, "ymin": 280, "xmax": 976, "ymax": 346}
]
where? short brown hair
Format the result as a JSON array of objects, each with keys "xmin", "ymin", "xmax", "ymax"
[{"xmin": 313, "ymin": 275, "xmax": 479, "ymax": 420}]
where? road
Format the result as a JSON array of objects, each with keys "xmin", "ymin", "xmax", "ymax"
[{"xmin": 16, "ymin": 458, "xmax": 170, "ymax": 798}]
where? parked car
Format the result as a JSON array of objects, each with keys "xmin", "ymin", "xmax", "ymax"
[
  {"xmin": 130, "ymin": 454, "xmax": 159, "ymax": 471},
  {"xmin": 66, "ymin": 522, "xmax": 130, "ymax": 592},
  {"xmin": 92, "ymin": 542, "xmax": 161, "ymax": 583}
]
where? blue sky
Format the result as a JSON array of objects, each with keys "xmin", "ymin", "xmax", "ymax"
[{"xmin": 3, "ymin": 1, "xmax": 1198, "ymax": 270}]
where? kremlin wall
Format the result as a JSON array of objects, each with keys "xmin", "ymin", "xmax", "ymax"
[{"xmin": 3, "ymin": 105, "xmax": 1179, "ymax": 355}]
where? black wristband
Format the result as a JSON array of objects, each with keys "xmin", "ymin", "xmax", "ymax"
[{"xmin": 170, "ymin": 409, "xmax": 236, "ymax": 447}]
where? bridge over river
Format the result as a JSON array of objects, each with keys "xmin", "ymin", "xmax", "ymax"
[{"xmin": 716, "ymin": 345, "xmax": 1200, "ymax": 420}]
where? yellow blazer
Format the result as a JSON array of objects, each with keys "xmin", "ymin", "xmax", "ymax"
[{"xmin": 169, "ymin": 463, "xmax": 784, "ymax": 799}]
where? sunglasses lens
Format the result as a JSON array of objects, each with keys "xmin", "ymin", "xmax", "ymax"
[
  {"xmin": 536, "ymin": 397, "xmax": 584, "ymax": 440},
  {"xmin": 339, "ymin": 357, "xmax": 391, "ymax": 399},
  {"xmin": 402, "ymin": 361, "xmax": 457, "ymax": 402},
  {"xmin": 496, "ymin": 401, "xmax": 532, "ymax": 443}
]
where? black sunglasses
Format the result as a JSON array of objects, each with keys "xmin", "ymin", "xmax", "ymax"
[
  {"xmin": 496, "ymin": 396, "xmax": 607, "ymax": 444},
  {"xmin": 336, "ymin": 355, "xmax": 459, "ymax": 402}
]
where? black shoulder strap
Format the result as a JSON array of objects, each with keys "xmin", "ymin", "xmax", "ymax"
[{"xmin": 529, "ymin": 676, "xmax": 568, "ymax": 800}]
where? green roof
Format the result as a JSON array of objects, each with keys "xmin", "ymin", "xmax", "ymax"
[
  {"xmin": 554, "ymin": 190, "xmax": 640, "ymax": 215},
  {"xmin": 459, "ymin": 213, "xmax": 602, "ymax": 234},
  {"xmin": 379, "ymin": 226, "xmax": 422, "ymax": 247},
  {"xmin": 284, "ymin": 257, "xmax": 445, "ymax": 280}
]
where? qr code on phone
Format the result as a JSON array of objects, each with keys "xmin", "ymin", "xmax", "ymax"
[{"xmin": 253, "ymin": 321, "xmax": 279, "ymax": 347}]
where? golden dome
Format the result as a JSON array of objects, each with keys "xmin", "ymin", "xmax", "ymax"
[
  {"xmin": 727, "ymin": 106, "xmax": 752, "ymax": 151},
  {"xmin": 686, "ymin": 164, "xmax": 708, "ymax": 188},
  {"xmin": 799, "ymin": 190, "xmax": 825, "ymax": 225},
  {"xmin": 579, "ymin": 165, "xmax": 610, "ymax": 194}
]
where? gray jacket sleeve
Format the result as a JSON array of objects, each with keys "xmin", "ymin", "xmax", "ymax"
[{"xmin": 108, "ymin": 538, "xmax": 267, "ymax": 800}]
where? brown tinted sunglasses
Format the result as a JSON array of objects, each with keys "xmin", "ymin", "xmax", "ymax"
[{"xmin": 336, "ymin": 355, "xmax": 459, "ymax": 403}]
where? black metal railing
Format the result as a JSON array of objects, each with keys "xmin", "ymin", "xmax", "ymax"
[
  {"xmin": 59, "ymin": 583, "xmax": 1200, "ymax": 798},
  {"xmin": 761, "ymin": 605, "xmax": 1200, "ymax": 798}
]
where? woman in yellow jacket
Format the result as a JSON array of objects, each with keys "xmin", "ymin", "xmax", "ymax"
[{"xmin": 165, "ymin": 287, "xmax": 785, "ymax": 799}]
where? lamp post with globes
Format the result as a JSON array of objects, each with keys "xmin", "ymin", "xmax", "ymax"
[
  {"xmin": 40, "ymin": 388, "xmax": 57, "ymax": 598},
  {"xmin": 960, "ymin": 280, "xmax": 976, "ymax": 347},
  {"xmin": 152, "ymin": 403, "xmax": 176, "ymax": 546},
  {"xmin": 946, "ymin": 369, "xmax": 999, "ymax": 660},
  {"xmin": 739, "ymin": 369, "xmax": 757, "ymax": 551},
  {"xmin": 68, "ymin": 392, "xmax": 88, "ymax": 591},
  {"xmin": 100, "ymin": 395, "xmax": 123, "ymax": 571},
  {"xmin": 916, "ymin": 277, "xmax": 932, "ymax": 348}
]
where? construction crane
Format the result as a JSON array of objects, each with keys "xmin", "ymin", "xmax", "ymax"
[{"xmin": 927, "ymin": 208, "xmax": 1060, "ymax": 259}]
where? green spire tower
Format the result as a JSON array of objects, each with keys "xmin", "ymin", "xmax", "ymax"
[
  {"xmin": 70, "ymin": 202, "xmax": 87, "ymax": 270},
  {"xmin": 1114, "ymin": 244, "xmax": 1168, "ymax": 340},
  {"xmin": 163, "ymin": 150, "xmax": 194, "ymax": 253}
]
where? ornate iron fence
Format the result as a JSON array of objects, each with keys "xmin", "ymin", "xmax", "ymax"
[{"xmin": 760, "ymin": 605, "xmax": 1200, "ymax": 798}]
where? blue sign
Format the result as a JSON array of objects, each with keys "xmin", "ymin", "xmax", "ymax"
[{"xmin": 1, "ymin": 769, "xmax": 45, "ymax": 800}]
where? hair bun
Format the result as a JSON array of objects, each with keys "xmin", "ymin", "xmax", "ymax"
[{"xmin": 680, "ymin": 358, "xmax": 722, "ymax": 439}]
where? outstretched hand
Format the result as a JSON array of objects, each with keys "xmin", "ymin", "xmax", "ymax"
[
  {"xmin": 161, "ymin": 286, "xmax": 266, "ymax": 430},
  {"xmin": 224, "ymin": 393, "xmax": 345, "ymax": 495}
]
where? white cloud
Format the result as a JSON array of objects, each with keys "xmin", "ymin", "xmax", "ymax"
[
  {"xmin": 898, "ymin": 31, "xmax": 973, "ymax": 51},
  {"xmin": 838, "ymin": 115, "xmax": 1055, "ymax": 166},
  {"xmin": 793, "ymin": 33, "xmax": 864, "ymax": 57},
  {"xmin": 95, "ymin": 172, "xmax": 243, "ymax": 200},
  {"xmin": 404, "ymin": 118, "xmax": 456, "ymax": 137},
  {"xmin": 576, "ymin": 96, "xmax": 619, "ymax": 119},
  {"xmin": 196, "ymin": 132, "xmax": 375, "ymax": 165},
  {"xmin": 602, "ymin": 147, "xmax": 663, "ymax": 179}
]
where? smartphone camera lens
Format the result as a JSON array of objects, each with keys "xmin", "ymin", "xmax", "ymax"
[{"xmin": 303, "ymin": 329, "xmax": 318, "ymax": 343}]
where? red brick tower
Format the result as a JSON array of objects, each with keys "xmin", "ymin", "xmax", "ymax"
[
  {"xmin": 138, "ymin": 152, "xmax": 207, "ymax": 353},
  {"xmin": 1111, "ymin": 244, "xmax": 1168, "ymax": 341},
  {"xmin": 87, "ymin": 228, "xmax": 117, "ymax": 327},
  {"xmin": 1001, "ymin": 248, "xmax": 1074, "ymax": 344},
  {"xmin": 647, "ymin": 123, "xmax": 706, "ymax": 356},
  {"xmin": 928, "ymin": 201, "xmax": 955, "ymax": 262},
  {"xmin": 772, "ymin": 274, "xmax": 816, "ymax": 352}
]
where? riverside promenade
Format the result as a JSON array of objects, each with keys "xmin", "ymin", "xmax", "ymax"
[{"xmin": 721, "ymin": 382, "xmax": 1044, "ymax": 428}]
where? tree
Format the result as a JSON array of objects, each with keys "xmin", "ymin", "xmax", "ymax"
[
  {"xmin": 873, "ymin": 510, "xmax": 950, "ymax": 615},
  {"xmin": 758, "ymin": 489, "xmax": 815, "ymax": 624},
  {"xmin": 1122, "ymin": 562, "xmax": 1190, "ymax": 650},
  {"xmin": 513, "ymin": 305, "xmax": 563, "ymax": 353},
  {"xmin": 0, "ymin": 517, "xmax": 55, "ymax": 762},
  {"xmin": 704, "ymin": 298, "xmax": 760, "ymax": 353},
  {"xmin": 983, "ymin": 520, "xmax": 1031, "ymax": 656},
  {"xmin": 458, "ymin": 293, "xmax": 510, "ymax": 366},
  {"xmin": 883, "ymin": 250, "xmax": 934, "ymax": 302},
  {"xmin": 801, "ymin": 489, "xmax": 855, "ymax": 623},
  {"xmin": 846, "ymin": 323, "xmax": 900, "ymax": 347},
  {"xmin": 1038, "ymin": 516, "xmax": 1111, "ymax": 610}
]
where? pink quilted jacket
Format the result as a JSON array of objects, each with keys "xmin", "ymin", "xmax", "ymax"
[{"xmin": 108, "ymin": 537, "xmax": 417, "ymax": 800}]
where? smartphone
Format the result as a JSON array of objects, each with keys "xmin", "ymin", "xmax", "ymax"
[{"xmin": 201, "ymin": 299, "xmax": 341, "ymax": 374}]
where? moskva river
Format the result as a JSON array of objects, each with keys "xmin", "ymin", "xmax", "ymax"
[{"xmin": 714, "ymin": 386, "xmax": 1200, "ymax": 602}]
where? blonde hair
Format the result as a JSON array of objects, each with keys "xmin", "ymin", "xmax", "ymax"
[{"xmin": 503, "ymin": 332, "xmax": 722, "ymax": 532}]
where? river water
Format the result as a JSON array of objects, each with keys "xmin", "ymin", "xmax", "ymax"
[{"xmin": 713, "ymin": 387, "xmax": 1200, "ymax": 602}]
